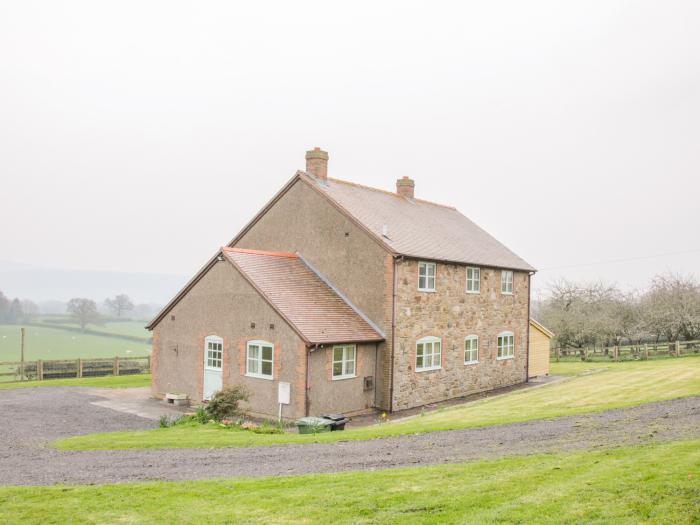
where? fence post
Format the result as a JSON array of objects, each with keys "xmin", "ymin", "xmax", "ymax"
[
  {"xmin": 644, "ymin": 344, "xmax": 649, "ymax": 360},
  {"xmin": 614, "ymin": 346, "xmax": 619, "ymax": 362},
  {"xmin": 76, "ymin": 359, "xmax": 82, "ymax": 378},
  {"xmin": 20, "ymin": 327, "xmax": 25, "ymax": 381},
  {"xmin": 583, "ymin": 347, "xmax": 588, "ymax": 362},
  {"xmin": 114, "ymin": 356, "xmax": 120, "ymax": 376},
  {"xmin": 37, "ymin": 359, "xmax": 43, "ymax": 380},
  {"xmin": 675, "ymin": 341, "xmax": 681, "ymax": 357}
]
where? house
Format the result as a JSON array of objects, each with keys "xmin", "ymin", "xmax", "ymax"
[
  {"xmin": 528, "ymin": 318, "xmax": 554, "ymax": 378},
  {"xmin": 147, "ymin": 148, "xmax": 536, "ymax": 419}
]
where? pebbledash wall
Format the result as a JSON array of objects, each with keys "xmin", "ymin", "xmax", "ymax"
[
  {"xmin": 151, "ymin": 261, "xmax": 306, "ymax": 419},
  {"xmin": 391, "ymin": 259, "xmax": 529, "ymax": 411},
  {"xmin": 233, "ymin": 178, "xmax": 395, "ymax": 411},
  {"xmin": 151, "ymin": 260, "xmax": 377, "ymax": 420}
]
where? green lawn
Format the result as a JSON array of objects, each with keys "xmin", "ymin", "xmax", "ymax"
[
  {"xmin": 37, "ymin": 317, "xmax": 151, "ymax": 339},
  {"xmin": 0, "ymin": 374, "xmax": 151, "ymax": 390},
  {"xmin": 2, "ymin": 440, "xmax": 699, "ymax": 524},
  {"xmin": 0, "ymin": 325, "xmax": 151, "ymax": 362},
  {"xmin": 55, "ymin": 355, "xmax": 700, "ymax": 451}
]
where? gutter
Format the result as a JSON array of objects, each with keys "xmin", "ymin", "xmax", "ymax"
[
  {"xmin": 525, "ymin": 272, "xmax": 534, "ymax": 381},
  {"xmin": 305, "ymin": 345, "xmax": 313, "ymax": 416},
  {"xmin": 389, "ymin": 255, "xmax": 402, "ymax": 412}
]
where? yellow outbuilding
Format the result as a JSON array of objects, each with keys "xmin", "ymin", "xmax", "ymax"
[{"xmin": 529, "ymin": 318, "xmax": 554, "ymax": 378}]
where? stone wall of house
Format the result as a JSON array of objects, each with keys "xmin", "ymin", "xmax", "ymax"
[{"xmin": 391, "ymin": 259, "xmax": 530, "ymax": 411}]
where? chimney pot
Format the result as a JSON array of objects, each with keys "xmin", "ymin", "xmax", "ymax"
[
  {"xmin": 305, "ymin": 147, "xmax": 329, "ymax": 181},
  {"xmin": 396, "ymin": 176, "xmax": 415, "ymax": 199}
]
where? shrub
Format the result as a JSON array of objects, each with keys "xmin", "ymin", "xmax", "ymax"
[
  {"xmin": 194, "ymin": 406, "xmax": 208, "ymax": 424},
  {"xmin": 206, "ymin": 385, "xmax": 249, "ymax": 422}
]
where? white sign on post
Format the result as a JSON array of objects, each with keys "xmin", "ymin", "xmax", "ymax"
[
  {"xmin": 278, "ymin": 382, "xmax": 291, "ymax": 405},
  {"xmin": 277, "ymin": 381, "xmax": 291, "ymax": 422}
]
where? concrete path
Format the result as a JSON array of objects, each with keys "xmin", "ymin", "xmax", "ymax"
[
  {"xmin": 84, "ymin": 387, "xmax": 187, "ymax": 420},
  {"xmin": 0, "ymin": 387, "xmax": 698, "ymax": 486}
]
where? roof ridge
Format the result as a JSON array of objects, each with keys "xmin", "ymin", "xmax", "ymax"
[
  {"xmin": 223, "ymin": 247, "xmax": 298, "ymax": 258},
  {"xmin": 324, "ymin": 176, "xmax": 457, "ymax": 210}
]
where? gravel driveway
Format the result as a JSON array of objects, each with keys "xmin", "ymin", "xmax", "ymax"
[{"xmin": 1, "ymin": 387, "xmax": 698, "ymax": 486}]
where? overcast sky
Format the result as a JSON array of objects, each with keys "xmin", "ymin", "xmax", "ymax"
[{"xmin": 1, "ymin": 0, "xmax": 698, "ymax": 299}]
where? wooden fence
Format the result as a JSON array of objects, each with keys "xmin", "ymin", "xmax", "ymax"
[
  {"xmin": 551, "ymin": 340, "xmax": 700, "ymax": 362},
  {"xmin": 0, "ymin": 356, "xmax": 150, "ymax": 382}
]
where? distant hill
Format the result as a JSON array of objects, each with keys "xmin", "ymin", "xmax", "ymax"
[{"xmin": 0, "ymin": 260, "xmax": 188, "ymax": 305}]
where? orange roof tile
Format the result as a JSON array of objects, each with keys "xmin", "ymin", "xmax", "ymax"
[{"xmin": 223, "ymin": 249, "xmax": 384, "ymax": 345}]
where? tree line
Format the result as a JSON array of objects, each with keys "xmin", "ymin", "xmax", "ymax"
[
  {"xmin": 0, "ymin": 292, "xmax": 136, "ymax": 331},
  {"xmin": 534, "ymin": 272, "xmax": 700, "ymax": 349},
  {"xmin": 0, "ymin": 292, "xmax": 39, "ymax": 324}
]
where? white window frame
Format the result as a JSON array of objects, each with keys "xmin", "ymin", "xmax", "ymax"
[
  {"xmin": 501, "ymin": 270, "xmax": 514, "ymax": 294},
  {"xmin": 416, "ymin": 336, "xmax": 442, "ymax": 372},
  {"xmin": 246, "ymin": 340, "xmax": 274, "ymax": 380},
  {"xmin": 466, "ymin": 267, "xmax": 481, "ymax": 293},
  {"xmin": 497, "ymin": 332, "xmax": 515, "ymax": 360},
  {"xmin": 204, "ymin": 335, "xmax": 223, "ymax": 370},
  {"xmin": 418, "ymin": 261, "xmax": 436, "ymax": 292},
  {"xmin": 332, "ymin": 344, "xmax": 357, "ymax": 380},
  {"xmin": 464, "ymin": 335, "xmax": 479, "ymax": 364}
]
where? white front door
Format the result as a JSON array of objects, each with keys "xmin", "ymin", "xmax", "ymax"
[{"xmin": 203, "ymin": 336, "xmax": 223, "ymax": 400}]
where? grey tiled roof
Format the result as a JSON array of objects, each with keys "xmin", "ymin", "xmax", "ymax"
[{"xmin": 308, "ymin": 176, "xmax": 535, "ymax": 272}]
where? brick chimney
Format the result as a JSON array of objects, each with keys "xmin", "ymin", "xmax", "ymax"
[
  {"xmin": 305, "ymin": 147, "xmax": 329, "ymax": 181},
  {"xmin": 396, "ymin": 176, "xmax": 415, "ymax": 199}
]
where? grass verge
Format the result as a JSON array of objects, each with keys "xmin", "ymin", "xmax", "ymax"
[
  {"xmin": 2, "ymin": 440, "xmax": 699, "ymax": 524},
  {"xmin": 55, "ymin": 356, "xmax": 700, "ymax": 450},
  {"xmin": 0, "ymin": 374, "xmax": 151, "ymax": 390}
]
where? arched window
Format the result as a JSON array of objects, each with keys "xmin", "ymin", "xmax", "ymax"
[
  {"xmin": 464, "ymin": 335, "xmax": 479, "ymax": 364},
  {"xmin": 416, "ymin": 336, "xmax": 441, "ymax": 371},
  {"xmin": 246, "ymin": 340, "xmax": 274, "ymax": 379},
  {"xmin": 497, "ymin": 331, "xmax": 515, "ymax": 359}
]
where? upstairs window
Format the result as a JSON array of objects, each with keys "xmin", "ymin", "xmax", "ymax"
[
  {"xmin": 464, "ymin": 335, "xmax": 479, "ymax": 364},
  {"xmin": 418, "ymin": 261, "xmax": 436, "ymax": 291},
  {"xmin": 501, "ymin": 270, "xmax": 514, "ymax": 294},
  {"xmin": 416, "ymin": 336, "xmax": 441, "ymax": 371},
  {"xmin": 497, "ymin": 332, "xmax": 515, "ymax": 359},
  {"xmin": 332, "ymin": 344, "xmax": 356, "ymax": 379},
  {"xmin": 247, "ymin": 340, "xmax": 274, "ymax": 379},
  {"xmin": 466, "ymin": 267, "xmax": 480, "ymax": 293}
]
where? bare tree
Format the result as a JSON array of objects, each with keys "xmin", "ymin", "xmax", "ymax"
[
  {"xmin": 539, "ymin": 273, "xmax": 700, "ymax": 350},
  {"xmin": 644, "ymin": 273, "xmax": 700, "ymax": 341},
  {"xmin": 0, "ymin": 291, "xmax": 9, "ymax": 323},
  {"xmin": 20, "ymin": 299, "xmax": 39, "ymax": 322},
  {"xmin": 104, "ymin": 294, "xmax": 134, "ymax": 318},
  {"xmin": 6, "ymin": 299, "xmax": 23, "ymax": 324},
  {"xmin": 67, "ymin": 298, "xmax": 99, "ymax": 332},
  {"xmin": 539, "ymin": 279, "xmax": 624, "ymax": 349}
]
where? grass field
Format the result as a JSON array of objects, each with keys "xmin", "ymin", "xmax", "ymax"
[
  {"xmin": 0, "ymin": 325, "xmax": 151, "ymax": 362},
  {"xmin": 2, "ymin": 440, "xmax": 698, "ymax": 524},
  {"xmin": 55, "ymin": 355, "xmax": 700, "ymax": 451},
  {"xmin": 37, "ymin": 317, "xmax": 150, "ymax": 339},
  {"xmin": 0, "ymin": 374, "xmax": 151, "ymax": 390}
]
